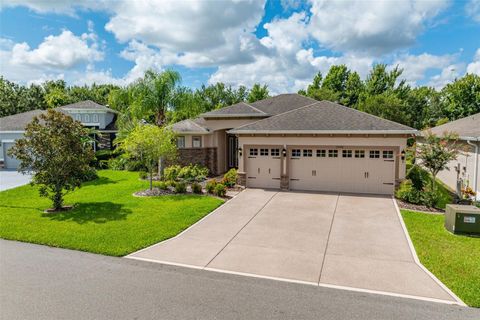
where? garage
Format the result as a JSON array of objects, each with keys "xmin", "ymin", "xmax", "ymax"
[
  {"xmin": 245, "ymin": 146, "xmax": 282, "ymax": 189},
  {"xmin": 288, "ymin": 147, "xmax": 395, "ymax": 195},
  {"xmin": 2, "ymin": 142, "xmax": 21, "ymax": 169}
]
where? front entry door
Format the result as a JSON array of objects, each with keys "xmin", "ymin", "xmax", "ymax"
[{"xmin": 227, "ymin": 135, "xmax": 238, "ymax": 168}]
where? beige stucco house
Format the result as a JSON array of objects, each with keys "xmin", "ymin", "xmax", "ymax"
[
  {"xmin": 427, "ymin": 113, "xmax": 480, "ymax": 200},
  {"xmin": 172, "ymin": 94, "xmax": 416, "ymax": 195}
]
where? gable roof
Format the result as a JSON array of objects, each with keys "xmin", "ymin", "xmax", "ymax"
[
  {"xmin": 0, "ymin": 109, "xmax": 47, "ymax": 131},
  {"xmin": 427, "ymin": 113, "xmax": 480, "ymax": 140},
  {"xmin": 58, "ymin": 100, "xmax": 117, "ymax": 113},
  {"xmin": 201, "ymin": 102, "xmax": 268, "ymax": 118},
  {"xmin": 229, "ymin": 100, "xmax": 416, "ymax": 134},
  {"xmin": 171, "ymin": 118, "xmax": 210, "ymax": 134}
]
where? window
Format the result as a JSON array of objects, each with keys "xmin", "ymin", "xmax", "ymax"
[
  {"xmin": 291, "ymin": 149, "xmax": 301, "ymax": 157},
  {"xmin": 271, "ymin": 148, "xmax": 280, "ymax": 157},
  {"xmin": 260, "ymin": 148, "xmax": 269, "ymax": 156},
  {"xmin": 342, "ymin": 150, "xmax": 352, "ymax": 158},
  {"xmin": 92, "ymin": 114, "xmax": 99, "ymax": 122},
  {"xmin": 383, "ymin": 150, "xmax": 394, "ymax": 159},
  {"xmin": 176, "ymin": 136, "xmax": 185, "ymax": 148},
  {"xmin": 84, "ymin": 114, "xmax": 90, "ymax": 122},
  {"xmin": 316, "ymin": 149, "xmax": 326, "ymax": 157},
  {"xmin": 369, "ymin": 150, "xmax": 380, "ymax": 158},
  {"xmin": 75, "ymin": 114, "xmax": 81, "ymax": 121},
  {"xmin": 328, "ymin": 150, "xmax": 338, "ymax": 158},
  {"xmin": 249, "ymin": 148, "xmax": 258, "ymax": 156},
  {"xmin": 355, "ymin": 150, "xmax": 365, "ymax": 158},
  {"xmin": 303, "ymin": 149, "xmax": 313, "ymax": 157},
  {"xmin": 192, "ymin": 136, "xmax": 202, "ymax": 148}
]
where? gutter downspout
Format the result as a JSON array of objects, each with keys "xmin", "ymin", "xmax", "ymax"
[{"xmin": 466, "ymin": 139, "xmax": 479, "ymax": 201}]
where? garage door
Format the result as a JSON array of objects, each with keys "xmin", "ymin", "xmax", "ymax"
[
  {"xmin": 245, "ymin": 146, "xmax": 282, "ymax": 189},
  {"xmin": 2, "ymin": 142, "xmax": 21, "ymax": 169},
  {"xmin": 289, "ymin": 147, "xmax": 395, "ymax": 195}
]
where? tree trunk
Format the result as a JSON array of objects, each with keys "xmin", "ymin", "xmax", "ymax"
[
  {"xmin": 158, "ymin": 157, "xmax": 164, "ymax": 178},
  {"xmin": 52, "ymin": 188, "xmax": 63, "ymax": 210},
  {"xmin": 149, "ymin": 165, "xmax": 153, "ymax": 190}
]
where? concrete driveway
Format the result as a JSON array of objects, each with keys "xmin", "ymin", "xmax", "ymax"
[
  {"xmin": 0, "ymin": 170, "xmax": 32, "ymax": 191},
  {"xmin": 129, "ymin": 189, "xmax": 460, "ymax": 304}
]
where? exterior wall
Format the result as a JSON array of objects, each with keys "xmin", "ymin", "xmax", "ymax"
[
  {"xmin": 0, "ymin": 132, "xmax": 24, "ymax": 161},
  {"xmin": 173, "ymin": 147, "xmax": 218, "ymax": 175},
  {"xmin": 65, "ymin": 111, "xmax": 115, "ymax": 129}
]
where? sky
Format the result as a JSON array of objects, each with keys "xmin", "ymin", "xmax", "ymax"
[{"xmin": 0, "ymin": 0, "xmax": 479, "ymax": 93}]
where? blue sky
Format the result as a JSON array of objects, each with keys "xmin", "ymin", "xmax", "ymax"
[{"xmin": 0, "ymin": 0, "xmax": 479, "ymax": 93}]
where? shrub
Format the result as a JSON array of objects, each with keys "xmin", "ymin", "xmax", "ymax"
[
  {"xmin": 174, "ymin": 181, "xmax": 187, "ymax": 193},
  {"xmin": 139, "ymin": 171, "xmax": 148, "ymax": 180},
  {"xmin": 395, "ymin": 180, "xmax": 422, "ymax": 204},
  {"xmin": 205, "ymin": 179, "xmax": 217, "ymax": 194},
  {"xmin": 125, "ymin": 159, "xmax": 148, "ymax": 172},
  {"xmin": 82, "ymin": 167, "xmax": 98, "ymax": 182},
  {"xmin": 166, "ymin": 180, "xmax": 176, "ymax": 187},
  {"xmin": 107, "ymin": 156, "xmax": 128, "ymax": 170},
  {"xmin": 214, "ymin": 183, "xmax": 227, "ymax": 197},
  {"xmin": 222, "ymin": 168, "xmax": 237, "ymax": 187},
  {"xmin": 178, "ymin": 164, "xmax": 209, "ymax": 182},
  {"xmin": 157, "ymin": 181, "xmax": 168, "ymax": 190},
  {"xmin": 164, "ymin": 165, "xmax": 182, "ymax": 181},
  {"xmin": 422, "ymin": 188, "xmax": 440, "ymax": 208},
  {"xmin": 406, "ymin": 165, "xmax": 429, "ymax": 191},
  {"xmin": 191, "ymin": 182, "xmax": 203, "ymax": 194}
]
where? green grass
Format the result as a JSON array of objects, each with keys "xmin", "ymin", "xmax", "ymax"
[
  {"xmin": 0, "ymin": 170, "xmax": 223, "ymax": 256},
  {"xmin": 401, "ymin": 210, "xmax": 480, "ymax": 307},
  {"xmin": 433, "ymin": 178, "xmax": 454, "ymax": 209}
]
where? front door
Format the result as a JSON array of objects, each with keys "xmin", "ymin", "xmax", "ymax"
[{"xmin": 227, "ymin": 135, "xmax": 238, "ymax": 168}]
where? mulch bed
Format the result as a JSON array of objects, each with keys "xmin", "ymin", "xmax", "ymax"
[
  {"xmin": 396, "ymin": 199, "xmax": 444, "ymax": 214},
  {"xmin": 134, "ymin": 188, "xmax": 175, "ymax": 197}
]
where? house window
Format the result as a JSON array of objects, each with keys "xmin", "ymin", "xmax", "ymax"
[
  {"xmin": 84, "ymin": 114, "xmax": 90, "ymax": 122},
  {"xmin": 369, "ymin": 150, "xmax": 380, "ymax": 158},
  {"xmin": 291, "ymin": 149, "xmax": 301, "ymax": 157},
  {"xmin": 303, "ymin": 149, "xmax": 313, "ymax": 157},
  {"xmin": 342, "ymin": 150, "xmax": 352, "ymax": 158},
  {"xmin": 260, "ymin": 148, "xmax": 269, "ymax": 156},
  {"xmin": 93, "ymin": 114, "xmax": 99, "ymax": 122},
  {"xmin": 328, "ymin": 150, "xmax": 338, "ymax": 158},
  {"xmin": 176, "ymin": 136, "xmax": 185, "ymax": 148},
  {"xmin": 271, "ymin": 148, "xmax": 280, "ymax": 157},
  {"xmin": 383, "ymin": 150, "xmax": 394, "ymax": 159},
  {"xmin": 316, "ymin": 149, "xmax": 326, "ymax": 157},
  {"xmin": 355, "ymin": 150, "xmax": 365, "ymax": 158},
  {"xmin": 75, "ymin": 114, "xmax": 81, "ymax": 121},
  {"xmin": 192, "ymin": 136, "xmax": 202, "ymax": 148},
  {"xmin": 249, "ymin": 148, "xmax": 258, "ymax": 156}
]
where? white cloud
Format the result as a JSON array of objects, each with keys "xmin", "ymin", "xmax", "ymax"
[
  {"xmin": 467, "ymin": 49, "xmax": 480, "ymax": 74},
  {"xmin": 392, "ymin": 53, "xmax": 454, "ymax": 86},
  {"xmin": 427, "ymin": 63, "xmax": 464, "ymax": 89},
  {"xmin": 466, "ymin": 0, "xmax": 480, "ymax": 22},
  {"xmin": 0, "ymin": 0, "xmax": 106, "ymax": 16}
]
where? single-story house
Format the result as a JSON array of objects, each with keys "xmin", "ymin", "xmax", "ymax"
[
  {"xmin": 426, "ymin": 113, "xmax": 480, "ymax": 200},
  {"xmin": 172, "ymin": 94, "xmax": 417, "ymax": 195},
  {"xmin": 0, "ymin": 100, "xmax": 117, "ymax": 169}
]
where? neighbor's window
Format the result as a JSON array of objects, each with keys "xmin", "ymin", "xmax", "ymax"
[
  {"xmin": 316, "ymin": 149, "xmax": 326, "ymax": 157},
  {"xmin": 271, "ymin": 148, "xmax": 280, "ymax": 157},
  {"xmin": 303, "ymin": 149, "xmax": 313, "ymax": 157},
  {"xmin": 342, "ymin": 150, "xmax": 352, "ymax": 158},
  {"xmin": 192, "ymin": 136, "xmax": 202, "ymax": 148},
  {"xmin": 176, "ymin": 136, "xmax": 185, "ymax": 148},
  {"xmin": 383, "ymin": 150, "xmax": 394, "ymax": 159},
  {"xmin": 355, "ymin": 150, "xmax": 365, "ymax": 158},
  {"xmin": 328, "ymin": 150, "xmax": 338, "ymax": 157},
  {"xmin": 249, "ymin": 148, "xmax": 258, "ymax": 156},
  {"xmin": 93, "ymin": 114, "xmax": 99, "ymax": 122},
  {"xmin": 84, "ymin": 114, "xmax": 90, "ymax": 122},
  {"xmin": 369, "ymin": 150, "xmax": 380, "ymax": 158},
  {"xmin": 291, "ymin": 149, "xmax": 301, "ymax": 157},
  {"xmin": 260, "ymin": 148, "xmax": 269, "ymax": 156},
  {"xmin": 75, "ymin": 114, "xmax": 81, "ymax": 121}
]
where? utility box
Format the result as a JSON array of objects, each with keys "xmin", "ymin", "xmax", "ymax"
[{"xmin": 445, "ymin": 204, "xmax": 480, "ymax": 235}]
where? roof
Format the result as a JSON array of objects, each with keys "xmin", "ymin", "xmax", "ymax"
[
  {"xmin": 427, "ymin": 113, "xmax": 480, "ymax": 140},
  {"xmin": 0, "ymin": 109, "xmax": 46, "ymax": 131},
  {"xmin": 171, "ymin": 118, "xmax": 210, "ymax": 134},
  {"xmin": 229, "ymin": 100, "xmax": 416, "ymax": 134},
  {"xmin": 201, "ymin": 102, "xmax": 268, "ymax": 118},
  {"xmin": 57, "ymin": 100, "xmax": 117, "ymax": 113}
]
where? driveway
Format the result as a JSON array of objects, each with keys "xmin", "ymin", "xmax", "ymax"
[
  {"xmin": 128, "ymin": 189, "xmax": 460, "ymax": 304},
  {"xmin": 0, "ymin": 170, "xmax": 31, "ymax": 191}
]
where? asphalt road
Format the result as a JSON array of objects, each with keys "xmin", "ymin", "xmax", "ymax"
[{"xmin": 1, "ymin": 240, "xmax": 478, "ymax": 320}]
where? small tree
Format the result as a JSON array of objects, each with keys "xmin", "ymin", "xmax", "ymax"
[
  {"xmin": 416, "ymin": 131, "xmax": 461, "ymax": 192},
  {"xmin": 8, "ymin": 110, "xmax": 95, "ymax": 210},
  {"xmin": 120, "ymin": 124, "xmax": 177, "ymax": 190}
]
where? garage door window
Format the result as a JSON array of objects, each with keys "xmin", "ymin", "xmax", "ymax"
[
  {"xmin": 249, "ymin": 148, "xmax": 258, "ymax": 156},
  {"xmin": 291, "ymin": 149, "xmax": 301, "ymax": 157},
  {"xmin": 369, "ymin": 150, "xmax": 380, "ymax": 158},
  {"xmin": 342, "ymin": 150, "xmax": 352, "ymax": 158},
  {"xmin": 271, "ymin": 148, "xmax": 280, "ymax": 156},
  {"xmin": 260, "ymin": 148, "xmax": 269, "ymax": 156},
  {"xmin": 303, "ymin": 149, "xmax": 313, "ymax": 157},
  {"xmin": 328, "ymin": 150, "xmax": 338, "ymax": 157},
  {"xmin": 316, "ymin": 149, "xmax": 326, "ymax": 157},
  {"xmin": 355, "ymin": 150, "xmax": 365, "ymax": 158},
  {"xmin": 383, "ymin": 150, "xmax": 394, "ymax": 159}
]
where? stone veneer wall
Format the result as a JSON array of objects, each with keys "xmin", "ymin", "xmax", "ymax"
[{"xmin": 171, "ymin": 147, "xmax": 218, "ymax": 175}]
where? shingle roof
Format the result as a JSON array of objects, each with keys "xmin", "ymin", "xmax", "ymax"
[
  {"xmin": 0, "ymin": 109, "xmax": 46, "ymax": 131},
  {"xmin": 250, "ymin": 93, "xmax": 318, "ymax": 115},
  {"xmin": 427, "ymin": 113, "xmax": 480, "ymax": 140},
  {"xmin": 201, "ymin": 102, "xmax": 268, "ymax": 118},
  {"xmin": 229, "ymin": 101, "xmax": 416, "ymax": 134},
  {"xmin": 171, "ymin": 118, "xmax": 210, "ymax": 133},
  {"xmin": 58, "ymin": 100, "xmax": 117, "ymax": 113}
]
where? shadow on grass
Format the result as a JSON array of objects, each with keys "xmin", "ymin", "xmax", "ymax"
[
  {"xmin": 42, "ymin": 202, "xmax": 132, "ymax": 224},
  {"xmin": 83, "ymin": 176, "xmax": 118, "ymax": 187}
]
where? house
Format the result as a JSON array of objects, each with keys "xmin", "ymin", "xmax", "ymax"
[
  {"xmin": 426, "ymin": 113, "xmax": 480, "ymax": 200},
  {"xmin": 172, "ymin": 94, "xmax": 417, "ymax": 195},
  {"xmin": 0, "ymin": 100, "xmax": 117, "ymax": 169}
]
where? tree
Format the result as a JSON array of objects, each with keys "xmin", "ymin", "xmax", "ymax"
[
  {"xmin": 8, "ymin": 110, "xmax": 95, "ymax": 210},
  {"xmin": 441, "ymin": 73, "xmax": 480, "ymax": 120},
  {"xmin": 343, "ymin": 71, "xmax": 364, "ymax": 107},
  {"xmin": 322, "ymin": 65, "xmax": 350, "ymax": 98},
  {"xmin": 247, "ymin": 83, "xmax": 269, "ymax": 103},
  {"xmin": 358, "ymin": 92, "xmax": 408, "ymax": 124},
  {"xmin": 415, "ymin": 131, "xmax": 461, "ymax": 192},
  {"xmin": 120, "ymin": 124, "xmax": 177, "ymax": 190}
]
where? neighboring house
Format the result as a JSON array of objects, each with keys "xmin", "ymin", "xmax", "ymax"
[
  {"xmin": 426, "ymin": 113, "xmax": 480, "ymax": 200},
  {"xmin": 172, "ymin": 94, "xmax": 416, "ymax": 195},
  {"xmin": 0, "ymin": 100, "xmax": 117, "ymax": 169}
]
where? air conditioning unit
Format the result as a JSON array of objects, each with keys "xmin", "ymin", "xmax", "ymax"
[{"xmin": 445, "ymin": 205, "xmax": 480, "ymax": 235}]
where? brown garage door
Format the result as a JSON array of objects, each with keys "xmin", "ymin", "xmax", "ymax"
[
  {"xmin": 289, "ymin": 147, "xmax": 395, "ymax": 195},
  {"xmin": 245, "ymin": 146, "xmax": 282, "ymax": 189}
]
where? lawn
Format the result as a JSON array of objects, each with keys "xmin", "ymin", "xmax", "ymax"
[
  {"xmin": 401, "ymin": 210, "xmax": 480, "ymax": 307},
  {"xmin": 0, "ymin": 170, "xmax": 223, "ymax": 256}
]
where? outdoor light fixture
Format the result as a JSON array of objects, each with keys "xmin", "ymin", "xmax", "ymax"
[
  {"xmin": 238, "ymin": 147, "xmax": 242, "ymax": 156},
  {"xmin": 282, "ymin": 148, "xmax": 287, "ymax": 157},
  {"xmin": 401, "ymin": 149, "xmax": 406, "ymax": 161}
]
